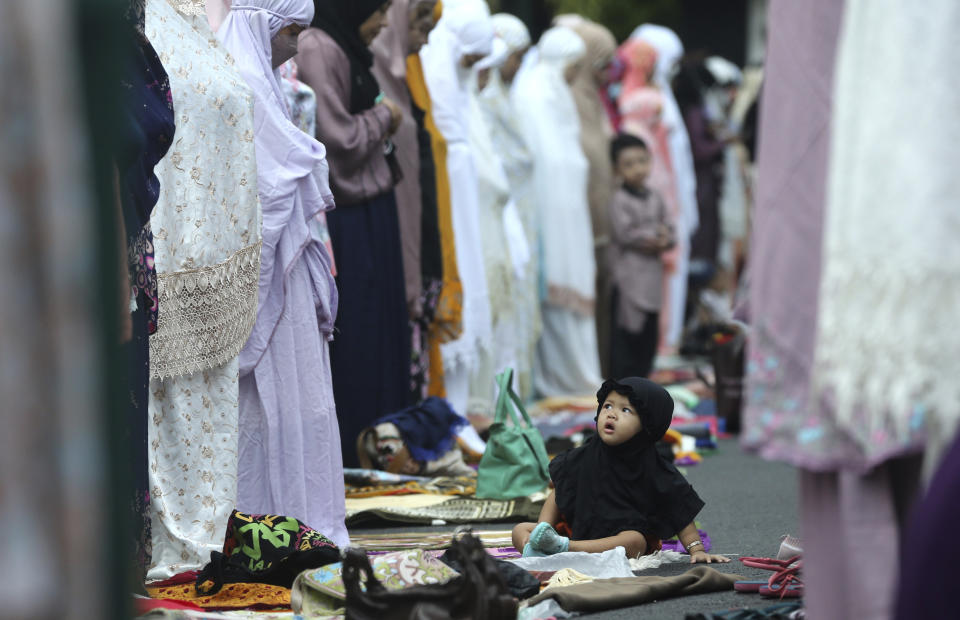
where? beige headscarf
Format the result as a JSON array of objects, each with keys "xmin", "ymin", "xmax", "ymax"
[
  {"xmin": 570, "ymin": 19, "xmax": 617, "ymax": 249},
  {"xmin": 371, "ymin": 0, "xmax": 437, "ymax": 317},
  {"xmin": 569, "ymin": 19, "xmax": 617, "ymax": 377}
]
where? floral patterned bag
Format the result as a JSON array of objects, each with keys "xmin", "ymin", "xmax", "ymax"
[
  {"xmin": 195, "ymin": 510, "xmax": 341, "ymax": 595},
  {"xmin": 342, "ymin": 530, "xmax": 517, "ymax": 620},
  {"xmin": 291, "ymin": 549, "xmax": 461, "ymax": 616}
]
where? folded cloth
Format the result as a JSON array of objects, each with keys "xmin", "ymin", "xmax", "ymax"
[
  {"xmin": 146, "ymin": 571, "xmax": 200, "ymax": 588},
  {"xmin": 523, "ymin": 566, "xmax": 744, "ymax": 612},
  {"xmin": 509, "ymin": 547, "xmax": 634, "ymax": 579},
  {"xmin": 544, "ymin": 568, "xmax": 595, "ymax": 591},
  {"xmin": 376, "ymin": 397, "xmax": 468, "ymax": 463},
  {"xmin": 629, "ymin": 549, "xmax": 688, "ymax": 571}
]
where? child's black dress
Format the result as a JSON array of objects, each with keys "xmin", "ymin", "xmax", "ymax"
[{"xmin": 549, "ymin": 377, "xmax": 704, "ymax": 541}]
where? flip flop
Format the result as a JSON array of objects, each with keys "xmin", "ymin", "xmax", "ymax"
[
  {"xmin": 759, "ymin": 582, "xmax": 804, "ymax": 599},
  {"xmin": 760, "ymin": 565, "xmax": 803, "ymax": 599},
  {"xmin": 734, "ymin": 580, "xmax": 768, "ymax": 593},
  {"xmin": 736, "ymin": 563, "xmax": 802, "ymax": 596},
  {"xmin": 739, "ymin": 555, "xmax": 801, "ymax": 571}
]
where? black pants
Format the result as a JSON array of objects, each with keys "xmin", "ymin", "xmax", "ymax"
[
  {"xmin": 327, "ymin": 191, "xmax": 411, "ymax": 467},
  {"xmin": 609, "ymin": 289, "xmax": 659, "ymax": 379}
]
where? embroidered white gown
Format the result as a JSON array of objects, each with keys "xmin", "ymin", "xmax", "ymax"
[
  {"xmin": 420, "ymin": 3, "xmax": 494, "ymax": 415},
  {"xmin": 479, "ymin": 69, "xmax": 540, "ymax": 401},
  {"xmin": 513, "ymin": 27, "xmax": 602, "ymax": 397},
  {"xmin": 145, "ymin": 0, "xmax": 262, "ymax": 578}
]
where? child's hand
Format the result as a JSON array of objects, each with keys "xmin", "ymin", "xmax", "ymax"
[
  {"xmin": 656, "ymin": 228, "xmax": 675, "ymax": 251},
  {"xmin": 689, "ymin": 550, "xmax": 731, "ymax": 564}
]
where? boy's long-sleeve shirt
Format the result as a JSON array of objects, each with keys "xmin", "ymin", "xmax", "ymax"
[{"xmin": 607, "ymin": 185, "xmax": 676, "ymax": 332}]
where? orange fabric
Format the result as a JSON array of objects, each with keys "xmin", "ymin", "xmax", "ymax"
[
  {"xmin": 145, "ymin": 582, "xmax": 291, "ymax": 611},
  {"xmin": 663, "ymin": 428, "xmax": 683, "ymax": 445},
  {"xmin": 427, "ymin": 336, "xmax": 447, "ymax": 397},
  {"xmin": 405, "ymin": 52, "xmax": 463, "ymax": 397}
]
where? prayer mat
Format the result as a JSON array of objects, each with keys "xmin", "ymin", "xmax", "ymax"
[
  {"xmin": 530, "ymin": 395, "xmax": 598, "ymax": 417},
  {"xmin": 137, "ymin": 611, "xmax": 304, "ymax": 619},
  {"xmin": 345, "ymin": 495, "xmax": 543, "ymax": 527},
  {"xmin": 343, "ymin": 469, "xmax": 476, "ymax": 498},
  {"xmin": 147, "ymin": 571, "xmax": 199, "ymax": 588},
  {"xmin": 144, "ymin": 582, "xmax": 290, "ymax": 612},
  {"xmin": 135, "ymin": 598, "xmax": 204, "ymax": 613},
  {"xmin": 349, "ymin": 529, "xmax": 515, "ymax": 552},
  {"xmin": 349, "ymin": 530, "xmax": 521, "ymax": 560}
]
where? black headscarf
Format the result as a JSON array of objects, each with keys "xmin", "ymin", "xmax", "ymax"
[
  {"xmin": 312, "ymin": 0, "xmax": 389, "ymax": 113},
  {"xmin": 549, "ymin": 378, "xmax": 704, "ymax": 541}
]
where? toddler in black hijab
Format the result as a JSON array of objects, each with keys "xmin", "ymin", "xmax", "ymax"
[{"xmin": 512, "ymin": 377, "xmax": 730, "ymax": 563}]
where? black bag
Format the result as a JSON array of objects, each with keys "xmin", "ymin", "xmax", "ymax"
[
  {"xmin": 344, "ymin": 529, "xmax": 518, "ymax": 620},
  {"xmin": 438, "ymin": 549, "xmax": 540, "ymax": 601},
  {"xmin": 709, "ymin": 322, "xmax": 747, "ymax": 434}
]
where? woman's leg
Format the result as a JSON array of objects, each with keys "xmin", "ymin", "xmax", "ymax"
[
  {"xmin": 569, "ymin": 530, "xmax": 648, "ymax": 558},
  {"xmin": 512, "ymin": 522, "xmax": 537, "ymax": 551},
  {"xmin": 636, "ymin": 311, "xmax": 660, "ymax": 378}
]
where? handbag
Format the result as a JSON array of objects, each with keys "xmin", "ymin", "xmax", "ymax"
[
  {"xmin": 292, "ymin": 549, "xmax": 462, "ymax": 616},
  {"xmin": 711, "ymin": 322, "xmax": 747, "ymax": 434},
  {"xmin": 195, "ymin": 511, "xmax": 340, "ymax": 595},
  {"xmin": 343, "ymin": 529, "xmax": 517, "ymax": 620},
  {"xmin": 476, "ymin": 369, "xmax": 550, "ymax": 500}
]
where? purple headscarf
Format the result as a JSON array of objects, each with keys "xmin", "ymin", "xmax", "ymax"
[{"xmin": 217, "ymin": 0, "xmax": 339, "ymax": 374}]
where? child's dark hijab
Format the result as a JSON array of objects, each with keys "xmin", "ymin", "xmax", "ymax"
[{"xmin": 549, "ymin": 377, "xmax": 704, "ymax": 541}]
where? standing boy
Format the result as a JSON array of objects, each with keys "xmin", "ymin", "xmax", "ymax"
[{"xmin": 607, "ymin": 134, "xmax": 676, "ymax": 378}]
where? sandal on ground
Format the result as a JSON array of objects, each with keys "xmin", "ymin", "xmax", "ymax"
[
  {"xmin": 739, "ymin": 555, "xmax": 801, "ymax": 571},
  {"xmin": 760, "ymin": 563, "xmax": 803, "ymax": 599},
  {"xmin": 759, "ymin": 582, "xmax": 803, "ymax": 599},
  {"xmin": 734, "ymin": 580, "xmax": 769, "ymax": 593},
  {"xmin": 736, "ymin": 562, "xmax": 803, "ymax": 599}
]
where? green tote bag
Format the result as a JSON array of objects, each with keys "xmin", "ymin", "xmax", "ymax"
[{"xmin": 476, "ymin": 369, "xmax": 551, "ymax": 500}]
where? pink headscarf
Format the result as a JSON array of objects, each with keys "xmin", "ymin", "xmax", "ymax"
[{"xmin": 618, "ymin": 38, "xmax": 658, "ymax": 106}]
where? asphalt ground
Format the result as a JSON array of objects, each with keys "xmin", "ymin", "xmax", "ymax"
[{"xmin": 349, "ymin": 437, "xmax": 801, "ymax": 619}]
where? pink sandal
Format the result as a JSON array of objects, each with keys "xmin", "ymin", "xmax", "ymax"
[
  {"xmin": 735, "ymin": 560, "xmax": 803, "ymax": 598},
  {"xmin": 739, "ymin": 555, "xmax": 801, "ymax": 571},
  {"xmin": 760, "ymin": 565, "xmax": 803, "ymax": 599}
]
